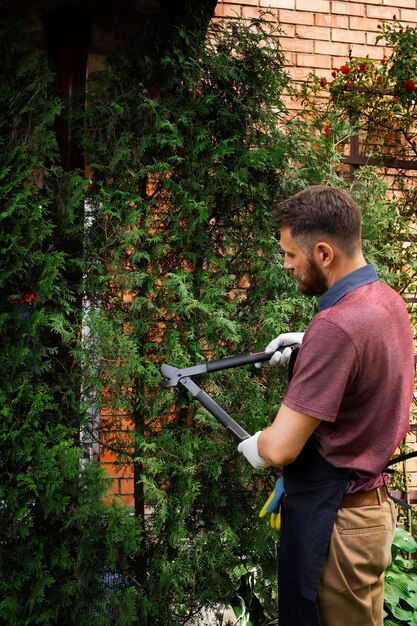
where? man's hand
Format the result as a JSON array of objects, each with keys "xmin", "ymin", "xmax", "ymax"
[
  {"xmin": 265, "ymin": 332, "xmax": 304, "ymax": 366},
  {"xmin": 237, "ymin": 431, "xmax": 266, "ymax": 469}
]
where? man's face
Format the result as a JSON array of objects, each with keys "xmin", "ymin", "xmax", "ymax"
[{"xmin": 279, "ymin": 226, "xmax": 328, "ymax": 296}]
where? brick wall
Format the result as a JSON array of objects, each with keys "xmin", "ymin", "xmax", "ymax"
[{"xmin": 215, "ymin": 0, "xmax": 417, "ymax": 85}]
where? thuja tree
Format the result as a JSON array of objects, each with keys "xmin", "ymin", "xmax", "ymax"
[
  {"xmin": 0, "ymin": 21, "xmax": 140, "ymax": 625},
  {"xmin": 79, "ymin": 15, "xmax": 317, "ymax": 625}
]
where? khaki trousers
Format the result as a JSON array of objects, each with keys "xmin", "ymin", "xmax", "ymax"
[{"xmin": 317, "ymin": 498, "xmax": 396, "ymax": 626}]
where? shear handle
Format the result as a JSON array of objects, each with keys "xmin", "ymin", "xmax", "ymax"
[
  {"xmin": 195, "ymin": 389, "xmax": 250, "ymax": 442},
  {"xmin": 178, "ymin": 375, "xmax": 250, "ymax": 442},
  {"xmin": 206, "ymin": 350, "xmax": 270, "ymax": 373}
]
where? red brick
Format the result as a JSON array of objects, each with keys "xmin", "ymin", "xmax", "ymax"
[
  {"xmin": 241, "ymin": 6, "xmax": 263, "ymax": 19},
  {"xmin": 260, "ymin": 0, "xmax": 295, "ymax": 7},
  {"xmin": 283, "ymin": 94, "xmax": 306, "ymax": 111},
  {"xmin": 385, "ymin": 0, "xmax": 416, "ymax": 8},
  {"xmin": 120, "ymin": 478, "xmax": 135, "ymax": 495},
  {"xmin": 332, "ymin": 2, "xmax": 364, "ymax": 17},
  {"xmin": 101, "ymin": 448, "xmax": 118, "ymax": 463},
  {"xmin": 119, "ymin": 495, "xmax": 134, "ymax": 507},
  {"xmin": 350, "ymin": 16, "xmax": 382, "ymax": 32},
  {"xmin": 315, "ymin": 40, "xmax": 350, "ymax": 57},
  {"xmin": 217, "ymin": 0, "xmax": 258, "ymax": 4},
  {"xmin": 109, "ymin": 479, "xmax": 119, "ymax": 495},
  {"xmin": 279, "ymin": 9, "xmax": 314, "ymax": 24},
  {"xmin": 214, "ymin": 3, "xmax": 242, "ymax": 17},
  {"xmin": 400, "ymin": 8, "xmax": 417, "ymax": 23},
  {"xmin": 281, "ymin": 23, "xmax": 296, "ymax": 37},
  {"xmin": 280, "ymin": 37, "xmax": 314, "ymax": 53},
  {"xmin": 366, "ymin": 31, "xmax": 388, "ymax": 47},
  {"xmin": 350, "ymin": 44, "xmax": 386, "ymax": 60},
  {"xmin": 295, "ymin": 0, "xmax": 329, "ymax": 12},
  {"xmin": 281, "ymin": 50, "xmax": 297, "ymax": 65},
  {"xmin": 367, "ymin": 5, "xmax": 399, "ymax": 19},
  {"xmin": 112, "ymin": 464, "xmax": 134, "ymax": 479},
  {"xmin": 315, "ymin": 13, "xmax": 348, "ymax": 28},
  {"xmin": 296, "ymin": 53, "xmax": 332, "ymax": 69},
  {"xmin": 332, "ymin": 28, "xmax": 366, "ymax": 44},
  {"xmin": 331, "ymin": 57, "xmax": 351, "ymax": 70},
  {"xmin": 286, "ymin": 66, "xmax": 312, "ymax": 81},
  {"xmin": 406, "ymin": 458, "xmax": 417, "ymax": 472},
  {"xmin": 296, "ymin": 25, "xmax": 330, "ymax": 40}
]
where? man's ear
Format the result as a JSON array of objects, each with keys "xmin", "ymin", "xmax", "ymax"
[{"xmin": 313, "ymin": 242, "xmax": 334, "ymax": 267}]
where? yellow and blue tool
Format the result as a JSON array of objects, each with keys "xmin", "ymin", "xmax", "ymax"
[{"xmin": 259, "ymin": 476, "xmax": 285, "ymax": 530}]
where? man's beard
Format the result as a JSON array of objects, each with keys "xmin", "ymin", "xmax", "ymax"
[{"xmin": 296, "ymin": 258, "xmax": 328, "ymax": 296}]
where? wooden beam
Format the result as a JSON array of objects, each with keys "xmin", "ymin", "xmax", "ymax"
[{"xmin": 342, "ymin": 154, "xmax": 417, "ymax": 171}]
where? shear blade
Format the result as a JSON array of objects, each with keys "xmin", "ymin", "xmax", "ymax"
[{"xmin": 160, "ymin": 363, "xmax": 181, "ymax": 387}]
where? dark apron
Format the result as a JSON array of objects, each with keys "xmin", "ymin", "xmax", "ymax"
[{"xmin": 279, "ymin": 440, "xmax": 349, "ymax": 626}]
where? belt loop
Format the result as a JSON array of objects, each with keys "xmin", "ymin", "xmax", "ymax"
[{"xmin": 377, "ymin": 487, "xmax": 382, "ymax": 505}]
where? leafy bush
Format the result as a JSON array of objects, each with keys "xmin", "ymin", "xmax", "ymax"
[
  {"xmin": 79, "ymin": 13, "xmax": 417, "ymax": 624},
  {"xmin": 77, "ymin": 14, "xmax": 315, "ymax": 624},
  {"xmin": 0, "ymin": 20, "xmax": 139, "ymax": 625},
  {"xmin": 2, "ymin": 11, "xmax": 416, "ymax": 625},
  {"xmin": 384, "ymin": 527, "xmax": 417, "ymax": 626}
]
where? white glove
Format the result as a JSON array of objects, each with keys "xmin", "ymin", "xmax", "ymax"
[
  {"xmin": 265, "ymin": 332, "xmax": 304, "ymax": 367},
  {"xmin": 237, "ymin": 431, "xmax": 266, "ymax": 469}
]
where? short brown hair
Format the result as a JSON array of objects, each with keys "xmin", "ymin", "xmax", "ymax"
[{"xmin": 273, "ymin": 185, "xmax": 362, "ymax": 255}]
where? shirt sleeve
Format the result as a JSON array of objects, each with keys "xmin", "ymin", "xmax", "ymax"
[{"xmin": 283, "ymin": 317, "xmax": 358, "ymax": 422}]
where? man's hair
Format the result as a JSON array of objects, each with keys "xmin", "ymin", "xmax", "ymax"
[{"xmin": 273, "ymin": 185, "xmax": 362, "ymax": 255}]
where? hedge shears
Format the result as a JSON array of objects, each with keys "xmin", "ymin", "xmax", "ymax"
[{"xmin": 160, "ymin": 346, "xmax": 299, "ymax": 442}]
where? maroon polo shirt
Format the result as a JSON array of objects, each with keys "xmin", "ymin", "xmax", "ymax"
[{"xmin": 283, "ymin": 267, "xmax": 415, "ymax": 493}]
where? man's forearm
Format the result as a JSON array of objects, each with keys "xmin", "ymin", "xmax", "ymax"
[{"xmin": 258, "ymin": 405, "xmax": 321, "ymax": 467}]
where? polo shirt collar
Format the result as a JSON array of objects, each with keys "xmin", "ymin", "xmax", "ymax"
[{"xmin": 318, "ymin": 264, "xmax": 378, "ymax": 312}]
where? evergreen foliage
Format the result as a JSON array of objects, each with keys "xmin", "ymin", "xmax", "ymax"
[
  {"xmin": 79, "ymin": 13, "xmax": 417, "ymax": 622},
  {"xmin": 79, "ymin": 15, "xmax": 312, "ymax": 624},
  {"xmin": 1, "ymin": 11, "xmax": 414, "ymax": 626},
  {"xmin": 0, "ymin": 21, "xmax": 139, "ymax": 625}
]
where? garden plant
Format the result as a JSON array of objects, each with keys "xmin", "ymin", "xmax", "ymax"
[{"xmin": 1, "ymin": 11, "xmax": 416, "ymax": 626}]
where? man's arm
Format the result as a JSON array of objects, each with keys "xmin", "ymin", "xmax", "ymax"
[{"xmin": 258, "ymin": 404, "xmax": 321, "ymax": 467}]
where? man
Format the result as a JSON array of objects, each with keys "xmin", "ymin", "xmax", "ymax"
[{"xmin": 238, "ymin": 185, "xmax": 415, "ymax": 626}]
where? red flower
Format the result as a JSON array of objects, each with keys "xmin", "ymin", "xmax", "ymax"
[
  {"xmin": 403, "ymin": 79, "xmax": 416, "ymax": 94},
  {"xmin": 340, "ymin": 65, "xmax": 350, "ymax": 74},
  {"xmin": 324, "ymin": 125, "xmax": 331, "ymax": 133},
  {"xmin": 331, "ymin": 70, "xmax": 337, "ymax": 78},
  {"xmin": 11, "ymin": 293, "xmax": 35, "ymax": 305},
  {"xmin": 359, "ymin": 63, "xmax": 368, "ymax": 73},
  {"xmin": 320, "ymin": 77, "xmax": 328, "ymax": 88}
]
